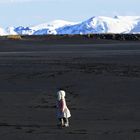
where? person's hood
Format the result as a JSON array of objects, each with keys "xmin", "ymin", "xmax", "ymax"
[{"xmin": 57, "ymin": 90, "xmax": 66, "ymax": 100}]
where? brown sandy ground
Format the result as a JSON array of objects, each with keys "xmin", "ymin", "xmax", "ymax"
[{"xmin": 0, "ymin": 39, "xmax": 140, "ymax": 140}]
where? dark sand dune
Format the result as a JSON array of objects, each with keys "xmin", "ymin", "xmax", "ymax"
[{"xmin": 0, "ymin": 39, "xmax": 140, "ymax": 140}]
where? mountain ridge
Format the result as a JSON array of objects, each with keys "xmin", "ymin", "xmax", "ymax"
[{"xmin": 1, "ymin": 16, "xmax": 140, "ymax": 35}]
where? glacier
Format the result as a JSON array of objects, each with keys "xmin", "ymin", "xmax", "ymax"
[{"xmin": 1, "ymin": 16, "xmax": 140, "ymax": 36}]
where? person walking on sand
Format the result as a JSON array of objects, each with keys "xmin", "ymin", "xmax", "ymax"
[{"xmin": 56, "ymin": 90, "xmax": 71, "ymax": 127}]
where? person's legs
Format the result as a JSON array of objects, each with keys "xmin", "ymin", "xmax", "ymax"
[
  {"xmin": 57, "ymin": 118, "xmax": 64, "ymax": 127},
  {"xmin": 63, "ymin": 117, "xmax": 69, "ymax": 127}
]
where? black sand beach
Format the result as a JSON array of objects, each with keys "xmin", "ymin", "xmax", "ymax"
[{"xmin": 0, "ymin": 38, "xmax": 140, "ymax": 140}]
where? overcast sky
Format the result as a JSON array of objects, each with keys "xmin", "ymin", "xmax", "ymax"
[{"xmin": 0, "ymin": 0, "xmax": 140, "ymax": 28}]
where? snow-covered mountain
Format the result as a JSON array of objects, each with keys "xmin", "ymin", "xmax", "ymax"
[
  {"xmin": 0, "ymin": 27, "xmax": 7, "ymax": 36},
  {"xmin": 2, "ymin": 16, "xmax": 140, "ymax": 35},
  {"xmin": 57, "ymin": 16, "xmax": 140, "ymax": 34},
  {"xmin": 6, "ymin": 27, "xmax": 18, "ymax": 35},
  {"xmin": 32, "ymin": 20, "xmax": 77, "ymax": 35}
]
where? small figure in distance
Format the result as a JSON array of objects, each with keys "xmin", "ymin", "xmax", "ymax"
[{"xmin": 56, "ymin": 89, "xmax": 71, "ymax": 128}]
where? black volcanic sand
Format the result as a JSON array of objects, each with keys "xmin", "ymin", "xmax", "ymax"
[{"xmin": 0, "ymin": 39, "xmax": 140, "ymax": 140}]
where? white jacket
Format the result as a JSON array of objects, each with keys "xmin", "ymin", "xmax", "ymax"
[{"xmin": 56, "ymin": 98, "xmax": 71, "ymax": 118}]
